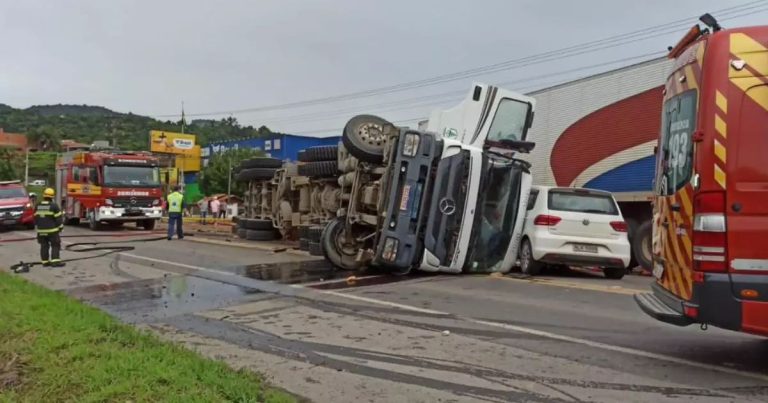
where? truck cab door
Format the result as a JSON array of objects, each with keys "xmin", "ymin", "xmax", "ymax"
[{"xmin": 426, "ymin": 83, "xmax": 536, "ymax": 150}]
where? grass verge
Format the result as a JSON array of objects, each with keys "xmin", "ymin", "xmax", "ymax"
[{"xmin": 0, "ymin": 272, "xmax": 295, "ymax": 403}]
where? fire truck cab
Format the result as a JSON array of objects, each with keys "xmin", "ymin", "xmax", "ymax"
[
  {"xmin": 56, "ymin": 150, "xmax": 164, "ymax": 230},
  {"xmin": 635, "ymin": 18, "xmax": 768, "ymax": 337}
]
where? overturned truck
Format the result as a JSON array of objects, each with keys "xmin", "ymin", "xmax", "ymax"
[{"xmin": 237, "ymin": 83, "xmax": 537, "ymax": 274}]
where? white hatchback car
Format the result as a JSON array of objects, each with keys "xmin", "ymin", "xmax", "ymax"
[{"xmin": 519, "ymin": 186, "xmax": 631, "ymax": 279}]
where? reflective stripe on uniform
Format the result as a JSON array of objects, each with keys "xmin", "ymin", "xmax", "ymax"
[{"xmin": 36, "ymin": 227, "xmax": 61, "ymax": 234}]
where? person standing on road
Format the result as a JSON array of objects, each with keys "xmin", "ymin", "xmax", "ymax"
[
  {"xmin": 219, "ymin": 198, "xmax": 227, "ymax": 219},
  {"xmin": 34, "ymin": 188, "xmax": 64, "ymax": 267},
  {"xmin": 210, "ymin": 197, "xmax": 221, "ymax": 223},
  {"xmin": 198, "ymin": 197, "xmax": 209, "ymax": 225},
  {"xmin": 166, "ymin": 186, "xmax": 185, "ymax": 240}
]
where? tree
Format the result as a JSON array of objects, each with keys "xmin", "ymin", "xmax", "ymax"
[
  {"xmin": 199, "ymin": 148, "xmax": 264, "ymax": 196},
  {"xmin": 0, "ymin": 148, "xmax": 23, "ymax": 181}
]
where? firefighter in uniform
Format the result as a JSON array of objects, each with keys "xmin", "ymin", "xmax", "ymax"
[{"xmin": 35, "ymin": 188, "xmax": 65, "ymax": 267}]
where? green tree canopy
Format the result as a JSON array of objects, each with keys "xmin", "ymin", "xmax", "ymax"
[{"xmin": 199, "ymin": 148, "xmax": 264, "ymax": 196}]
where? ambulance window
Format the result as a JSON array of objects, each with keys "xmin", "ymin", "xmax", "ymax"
[{"xmin": 658, "ymin": 90, "xmax": 697, "ymax": 195}]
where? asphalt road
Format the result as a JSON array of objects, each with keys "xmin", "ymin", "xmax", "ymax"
[{"xmin": 1, "ymin": 225, "xmax": 766, "ymax": 402}]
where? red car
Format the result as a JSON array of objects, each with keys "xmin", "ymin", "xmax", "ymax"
[{"xmin": 0, "ymin": 181, "xmax": 35, "ymax": 229}]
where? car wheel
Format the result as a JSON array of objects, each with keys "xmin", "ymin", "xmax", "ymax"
[
  {"xmin": 519, "ymin": 239, "xmax": 543, "ymax": 276},
  {"xmin": 632, "ymin": 221, "xmax": 653, "ymax": 273},
  {"xmin": 603, "ymin": 267, "xmax": 626, "ymax": 280}
]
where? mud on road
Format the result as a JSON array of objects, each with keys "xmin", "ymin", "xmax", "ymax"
[{"xmin": 2, "ymin": 225, "xmax": 767, "ymax": 402}]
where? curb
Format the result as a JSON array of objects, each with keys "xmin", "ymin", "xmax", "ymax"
[{"xmin": 186, "ymin": 236, "xmax": 311, "ymax": 257}]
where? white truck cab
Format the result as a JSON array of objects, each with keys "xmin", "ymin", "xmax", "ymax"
[{"xmin": 419, "ymin": 84, "xmax": 536, "ymax": 273}]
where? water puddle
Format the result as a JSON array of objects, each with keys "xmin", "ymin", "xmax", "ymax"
[{"xmin": 68, "ymin": 275, "xmax": 259, "ymax": 323}]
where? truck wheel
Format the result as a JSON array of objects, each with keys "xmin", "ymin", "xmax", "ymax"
[
  {"xmin": 88, "ymin": 211, "xmax": 103, "ymax": 231},
  {"xmin": 633, "ymin": 221, "xmax": 653, "ymax": 273},
  {"xmin": 321, "ymin": 218, "xmax": 365, "ymax": 270},
  {"xmin": 626, "ymin": 219, "xmax": 639, "ymax": 269},
  {"xmin": 299, "ymin": 238, "xmax": 310, "ymax": 251},
  {"xmin": 308, "ymin": 241, "xmax": 323, "ymax": 256},
  {"xmin": 140, "ymin": 219, "xmax": 156, "ymax": 230},
  {"xmin": 297, "ymin": 150, "xmax": 310, "ymax": 162},
  {"xmin": 603, "ymin": 267, "xmax": 626, "ymax": 280},
  {"xmin": 242, "ymin": 218, "xmax": 274, "ymax": 230},
  {"xmin": 239, "ymin": 157, "xmax": 283, "ymax": 169},
  {"xmin": 245, "ymin": 229, "xmax": 277, "ymax": 241},
  {"xmin": 308, "ymin": 226, "xmax": 323, "ymax": 242},
  {"xmin": 519, "ymin": 239, "xmax": 542, "ymax": 276},
  {"xmin": 305, "ymin": 145, "xmax": 339, "ymax": 162},
  {"xmin": 342, "ymin": 115, "xmax": 390, "ymax": 163},
  {"xmin": 299, "ymin": 161, "xmax": 339, "ymax": 178},
  {"xmin": 236, "ymin": 168, "xmax": 277, "ymax": 182},
  {"xmin": 237, "ymin": 228, "xmax": 248, "ymax": 239}
]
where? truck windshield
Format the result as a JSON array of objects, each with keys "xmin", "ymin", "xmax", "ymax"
[
  {"xmin": 0, "ymin": 187, "xmax": 27, "ymax": 199},
  {"xmin": 103, "ymin": 166, "xmax": 160, "ymax": 187},
  {"xmin": 466, "ymin": 155, "xmax": 524, "ymax": 272},
  {"xmin": 486, "ymin": 98, "xmax": 532, "ymax": 143}
]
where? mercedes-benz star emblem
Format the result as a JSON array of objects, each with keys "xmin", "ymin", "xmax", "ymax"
[
  {"xmin": 439, "ymin": 197, "xmax": 456, "ymax": 216},
  {"xmin": 130, "ymin": 197, "xmax": 137, "ymax": 205},
  {"xmin": 582, "ymin": 219, "xmax": 590, "ymax": 226}
]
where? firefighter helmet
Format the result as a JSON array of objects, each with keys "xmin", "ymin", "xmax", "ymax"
[{"xmin": 43, "ymin": 188, "xmax": 55, "ymax": 198}]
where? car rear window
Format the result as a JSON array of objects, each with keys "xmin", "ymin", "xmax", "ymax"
[
  {"xmin": 548, "ymin": 190, "xmax": 618, "ymax": 215},
  {"xmin": 0, "ymin": 187, "xmax": 28, "ymax": 199}
]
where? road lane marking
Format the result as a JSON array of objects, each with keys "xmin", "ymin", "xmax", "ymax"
[
  {"xmin": 37, "ymin": 242, "xmax": 768, "ymax": 383},
  {"xmin": 491, "ymin": 276, "xmax": 647, "ymax": 295},
  {"xmin": 324, "ymin": 290, "xmax": 768, "ymax": 383}
]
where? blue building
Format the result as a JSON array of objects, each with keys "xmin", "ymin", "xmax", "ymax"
[{"xmin": 202, "ymin": 133, "xmax": 341, "ymax": 165}]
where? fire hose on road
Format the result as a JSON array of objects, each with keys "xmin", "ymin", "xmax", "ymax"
[{"xmin": 2, "ymin": 231, "xmax": 191, "ymax": 273}]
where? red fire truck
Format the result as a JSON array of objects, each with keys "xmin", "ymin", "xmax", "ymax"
[
  {"xmin": 56, "ymin": 149, "xmax": 164, "ymax": 230},
  {"xmin": 635, "ymin": 15, "xmax": 768, "ymax": 337}
]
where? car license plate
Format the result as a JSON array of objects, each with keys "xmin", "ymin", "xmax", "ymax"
[
  {"xmin": 399, "ymin": 185, "xmax": 411, "ymax": 211},
  {"xmin": 653, "ymin": 263, "xmax": 665, "ymax": 280},
  {"xmin": 573, "ymin": 244, "xmax": 598, "ymax": 253}
]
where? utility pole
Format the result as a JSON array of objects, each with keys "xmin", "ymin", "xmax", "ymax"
[
  {"xmin": 227, "ymin": 156, "xmax": 232, "ymax": 197},
  {"xmin": 24, "ymin": 147, "xmax": 29, "ymax": 185}
]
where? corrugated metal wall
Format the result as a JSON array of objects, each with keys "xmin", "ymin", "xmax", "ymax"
[{"xmin": 521, "ymin": 58, "xmax": 673, "ymax": 192}]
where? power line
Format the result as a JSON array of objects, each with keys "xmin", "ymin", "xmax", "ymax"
[
  {"xmin": 257, "ymin": 51, "xmax": 665, "ymax": 126},
  {"xmin": 155, "ymin": 0, "xmax": 766, "ymax": 119}
]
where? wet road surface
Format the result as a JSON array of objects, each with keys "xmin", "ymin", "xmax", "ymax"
[{"xmin": 1, "ymin": 225, "xmax": 767, "ymax": 402}]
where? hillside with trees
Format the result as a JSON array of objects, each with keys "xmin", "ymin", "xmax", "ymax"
[{"xmin": 0, "ymin": 104, "xmax": 275, "ymax": 152}]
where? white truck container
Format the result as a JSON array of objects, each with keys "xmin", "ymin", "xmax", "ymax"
[{"xmin": 519, "ymin": 57, "xmax": 673, "ymax": 270}]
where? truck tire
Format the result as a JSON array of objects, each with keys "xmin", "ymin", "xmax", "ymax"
[
  {"xmin": 519, "ymin": 238, "xmax": 543, "ymax": 276},
  {"xmin": 299, "ymin": 238, "xmax": 310, "ymax": 251},
  {"xmin": 239, "ymin": 157, "xmax": 283, "ymax": 169},
  {"xmin": 305, "ymin": 145, "xmax": 339, "ymax": 162},
  {"xmin": 298, "ymin": 161, "xmax": 338, "ymax": 178},
  {"xmin": 140, "ymin": 219, "xmax": 156, "ymax": 230},
  {"xmin": 246, "ymin": 229, "xmax": 277, "ymax": 241},
  {"xmin": 88, "ymin": 211, "xmax": 103, "ymax": 231},
  {"xmin": 633, "ymin": 221, "xmax": 653, "ymax": 272},
  {"xmin": 297, "ymin": 150, "xmax": 309, "ymax": 162},
  {"xmin": 308, "ymin": 241, "xmax": 323, "ymax": 256},
  {"xmin": 342, "ymin": 115, "xmax": 390, "ymax": 163},
  {"xmin": 237, "ymin": 228, "xmax": 248, "ymax": 239},
  {"xmin": 308, "ymin": 226, "xmax": 323, "ymax": 242},
  {"xmin": 241, "ymin": 218, "xmax": 274, "ymax": 230},
  {"xmin": 321, "ymin": 217, "xmax": 365, "ymax": 270},
  {"xmin": 236, "ymin": 168, "xmax": 276, "ymax": 182}
]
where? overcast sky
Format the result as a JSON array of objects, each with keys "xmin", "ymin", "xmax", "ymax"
[{"xmin": 1, "ymin": 0, "xmax": 766, "ymax": 136}]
